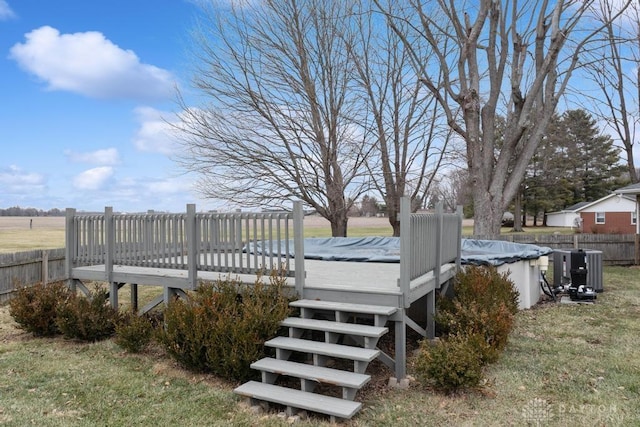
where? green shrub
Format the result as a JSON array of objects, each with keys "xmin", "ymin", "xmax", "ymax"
[
  {"xmin": 56, "ymin": 286, "xmax": 121, "ymax": 342},
  {"xmin": 114, "ymin": 311, "xmax": 155, "ymax": 353},
  {"xmin": 158, "ymin": 271, "xmax": 291, "ymax": 381},
  {"xmin": 435, "ymin": 266, "xmax": 519, "ymax": 363},
  {"xmin": 415, "ymin": 334, "xmax": 484, "ymax": 393},
  {"xmin": 9, "ymin": 281, "xmax": 72, "ymax": 337}
]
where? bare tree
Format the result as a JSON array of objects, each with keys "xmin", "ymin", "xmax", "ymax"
[
  {"xmin": 175, "ymin": 0, "xmax": 369, "ymax": 236},
  {"xmin": 582, "ymin": 1, "xmax": 639, "ymax": 183},
  {"xmin": 428, "ymin": 167, "xmax": 472, "ymax": 213},
  {"xmin": 348, "ymin": 2, "xmax": 452, "ymax": 236},
  {"xmin": 378, "ymin": 0, "xmax": 632, "ymax": 236}
]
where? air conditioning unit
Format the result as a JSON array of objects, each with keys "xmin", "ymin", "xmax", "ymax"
[{"xmin": 552, "ymin": 248, "xmax": 603, "ymax": 293}]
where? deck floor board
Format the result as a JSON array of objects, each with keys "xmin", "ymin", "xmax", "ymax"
[{"xmin": 72, "ymin": 259, "xmax": 455, "ymax": 307}]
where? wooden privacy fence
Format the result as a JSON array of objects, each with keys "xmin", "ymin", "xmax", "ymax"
[
  {"xmin": 0, "ymin": 248, "xmax": 66, "ymax": 303},
  {"xmin": 470, "ymin": 233, "xmax": 636, "ymax": 265},
  {"xmin": 66, "ymin": 203, "xmax": 305, "ymax": 293}
]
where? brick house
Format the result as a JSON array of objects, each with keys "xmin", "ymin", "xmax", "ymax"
[{"xmin": 576, "ymin": 193, "xmax": 636, "ymax": 234}]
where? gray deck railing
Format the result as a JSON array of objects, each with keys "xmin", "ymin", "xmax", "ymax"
[
  {"xmin": 398, "ymin": 198, "xmax": 462, "ymax": 307},
  {"xmin": 66, "ymin": 202, "xmax": 305, "ymax": 292}
]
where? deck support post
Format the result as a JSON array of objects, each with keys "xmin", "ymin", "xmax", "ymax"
[
  {"xmin": 293, "ymin": 201, "xmax": 305, "ymax": 297},
  {"xmin": 455, "ymin": 205, "xmax": 463, "ymax": 272},
  {"xmin": 164, "ymin": 286, "xmax": 179, "ymax": 305},
  {"xmin": 425, "ymin": 290, "xmax": 435, "ymax": 339},
  {"xmin": 65, "ymin": 208, "xmax": 76, "ymax": 292},
  {"xmin": 186, "ymin": 204, "xmax": 198, "ymax": 290},
  {"xmin": 394, "ymin": 311, "xmax": 406, "ymax": 379},
  {"xmin": 131, "ymin": 283, "xmax": 138, "ymax": 312},
  {"xmin": 105, "ymin": 207, "xmax": 117, "ymax": 308},
  {"xmin": 434, "ymin": 203, "xmax": 443, "ymax": 290},
  {"xmin": 110, "ymin": 283, "xmax": 119, "ymax": 309},
  {"xmin": 399, "ymin": 197, "xmax": 411, "ymax": 308}
]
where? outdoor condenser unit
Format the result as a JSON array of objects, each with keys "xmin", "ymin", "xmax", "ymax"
[{"xmin": 552, "ymin": 248, "xmax": 603, "ymax": 293}]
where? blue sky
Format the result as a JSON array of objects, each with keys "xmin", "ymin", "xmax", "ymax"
[{"xmin": 0, "ymin": 0, "xmax": 221, "ymax": 213}]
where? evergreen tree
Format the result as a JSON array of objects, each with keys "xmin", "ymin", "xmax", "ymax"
[
  {"xmin": 523, "ymin": 109, "xmax": 627, "ymax": 220},
  {"xmin": 562, "ymin": 109, "xmax": 627, "ymax": 202}
]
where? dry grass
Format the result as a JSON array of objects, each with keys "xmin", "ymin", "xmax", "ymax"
[
  {"xmin": 1, "ymin": 267, "xmax": 639, "ymax": 426},
  {"xmin": 0, "ymin": 217, "xmax": 65, "ymax": 254}
]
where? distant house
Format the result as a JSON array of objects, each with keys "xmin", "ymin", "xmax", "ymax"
[
  {"xmin": 579, "ymin": 194, "xmax": 636, "ymax": 234},
  {"xmin": 546, "ymin": 201, "xmax": 589, "ymax": 228},
  {"xmin": 546, "ymin": 194, "xmax": 636, "ymax": 233},
  {"xmin": 614, "ymin": 183, "xmax": 640, "ymax": 235}
]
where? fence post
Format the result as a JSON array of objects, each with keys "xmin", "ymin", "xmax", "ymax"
[
  {"xmin": 41, "ymin": 250, "xmax": 49, "ymax": 285},
  {"xmin": 293, "ymin": 201, "xmax": 305, "ymax": 297},
  {"xmin": 399, "ymin": 197, "xmax": 411, "ymax": 308},
  {"xmin": 187, "ymin": 204, "xmax": 198, "ymax": 289},
  {"xmin": 65, "ymin": 208, "xmax": 76, "ymax": 292}
]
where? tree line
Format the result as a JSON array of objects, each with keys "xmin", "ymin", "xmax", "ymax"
[{"xmin": 0, "ymin": 207, "xmax": 64, "ymax": 217}]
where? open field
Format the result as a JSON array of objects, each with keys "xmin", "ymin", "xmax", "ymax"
[
  {"xmin": 0, "ymin": 215, "xmax": 574, "ymax": 253},
  {"xmin": 0, "ymin": 217, "xmax": 65, "ymax": 254},
  {"xmin": 0, "ymin": 215, "xmax": 398, "ymax": 252}
]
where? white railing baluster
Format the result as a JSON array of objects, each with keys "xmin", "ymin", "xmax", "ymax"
[{"xmin": 68, "ymin": 204, "xmax": 302, "ymax": 282}]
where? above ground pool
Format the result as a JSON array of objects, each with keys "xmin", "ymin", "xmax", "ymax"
[
  {"xmin": 247, "ymin": 237, "xmax": 553, "ymax": 309},
  {"xmin": 248, "ymin": 236, "xmax": 553, "ymax": 266}
]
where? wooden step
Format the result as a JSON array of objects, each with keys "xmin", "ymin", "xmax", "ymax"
[
  {"xmin": 290, "ymin": 299, "xmax": 397, "ymax": 316},
  {"xmin": 251, "ymin": 357, "xmax": 370, "ymax": 389},
  {"xmin": 282, "ymin": 317, "xmax": 388, "ymax": 338},
  {"xmin": 265, "ymin": 337, "xmax": 379, "ymax": 362},
  {"xmin": 235, "ymin": 381, "xmax": 362, "ymax": 420}
]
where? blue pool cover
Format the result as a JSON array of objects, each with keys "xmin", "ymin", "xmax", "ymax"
[{"xmin": 246, "ymin": 237, "xmax": 552, "ymax": 266}]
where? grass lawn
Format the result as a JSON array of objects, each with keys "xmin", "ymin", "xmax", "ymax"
[{"xmin": 1, "ymin": 267, "xmax": 638, "ymax": 426}]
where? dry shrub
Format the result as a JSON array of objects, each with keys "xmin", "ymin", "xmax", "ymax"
[
  {"xmin": 436, "ymin": 265, "xmax": 519, "ymax": 362},
  {"xmin": 56, "ymin": 286, "xmax": 121, "ymax": 342},
  {"xmin": 158, "ymin": 271, "xmax": 291, "ymax": 381},
  {"xmin": 417, "ymin": 266, "xmax": 520, "ymax": 393},
  {"xmin": 114, "ymin": 311, "xmax": 155, "ymax": 353},
  {"xmin": 9, "ymin": 281, "xmax": 72, "ymax": 337},
  {"xmin": 415, "ymin": 334, "xmax": 483, "ymax": 393}
]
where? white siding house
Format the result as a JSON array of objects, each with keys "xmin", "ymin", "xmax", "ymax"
[{"xmin": 546, "ymin": 202, "xmax": 588, "ymax": 227}]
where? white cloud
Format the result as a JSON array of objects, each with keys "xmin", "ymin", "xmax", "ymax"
[
  {"xmin": 73, "ymin": 166, "xmax": 114, "ymax": 190},
  {"xmin": 0, "ymin": 165, "xmax": 46, "ymax": 193},
  {"xmin": 65, "ymin": 148, "xmax": 120, "ymax": 165},
  {"xmin": 9, "ymin": 26, "xmax": 175, "ymax": 101},
  {"xmin": 132, "ymin": 107, "xmax": 179, "ymax": 155},
  {"xmin": 0, "ymin": 0, "xmax": 15, "ymax": 20},
  {"xmin": 145, "ymin": 178, "xmax": 189, "ymax": 194}
]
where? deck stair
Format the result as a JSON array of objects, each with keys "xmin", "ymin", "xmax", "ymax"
[{"xmin": 234, "ymin": 299, "xmax": 398, "ymax": 421}]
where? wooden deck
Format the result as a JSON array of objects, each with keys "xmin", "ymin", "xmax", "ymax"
[
  {"xmin": 73, "ymin": 259, "xmax": 457, "ymax": 308},
  {"xmin": 65, "ymin": 198, "xmax": 463, "ymax": 380}
]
